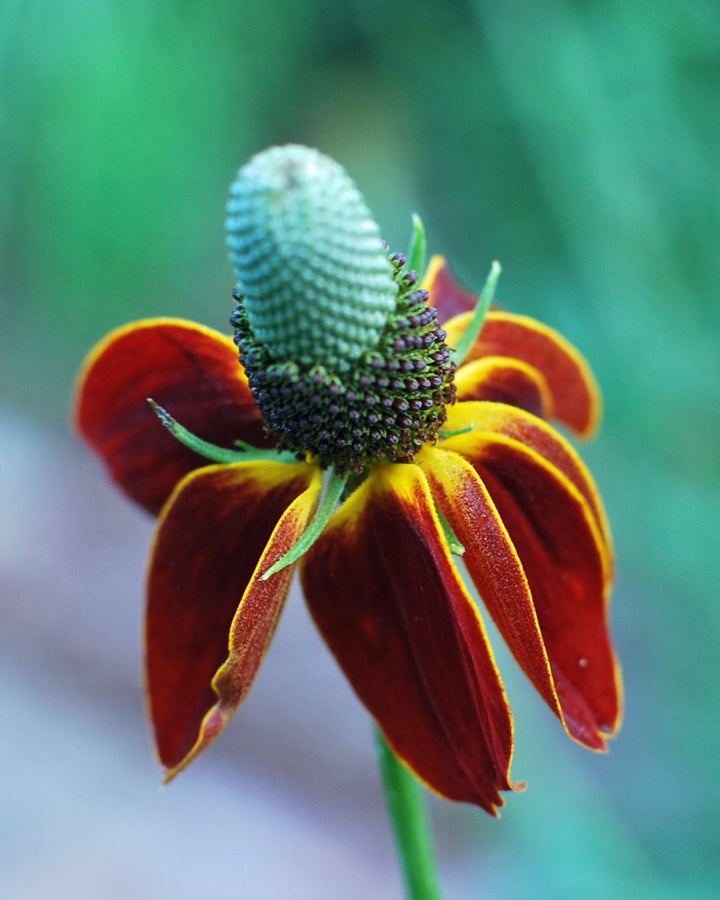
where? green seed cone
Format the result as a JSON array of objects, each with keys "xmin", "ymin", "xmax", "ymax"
[{"xmin": 226, "ymin": 145, "xmax": 398, "ymax": 370}]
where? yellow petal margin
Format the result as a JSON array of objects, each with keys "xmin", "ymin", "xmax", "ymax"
[
  {"xmin": 442, "ymin": 401, "xmax": 613, "ymax": 574},
  {"xmin": 145, "ymin": 460, "xmax": 323, "ymax": 782},
  {"xmin": 445, "ymin": 310, "xmax": 602, "ymax": 438},
  {"xmin": 454, "ymin": 355, "xmax": 553, "ymax": 420},
  {"xmin": 435, "ymin": 418, "xmax": 621, "ymax": 748},
  {"xmin": 301, "ymin": 462, "xmax": 522, "ymax": 812}
]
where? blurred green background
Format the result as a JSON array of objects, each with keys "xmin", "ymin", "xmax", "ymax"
[{"xmin": 2, "ymin": 0, "xmax": 718, "ymax": 897}]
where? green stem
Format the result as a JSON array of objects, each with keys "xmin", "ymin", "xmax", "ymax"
[{"xmin": 375, "ymin": 726, "xmax": 442, "ymax": 900}]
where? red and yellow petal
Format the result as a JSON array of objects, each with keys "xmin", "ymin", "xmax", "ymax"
[
  {"xmin": 445, "ymin": 309, "xmax": 601, "ymax": 438},
  {"xmin": 145, "ymin": 460, "xmax": 321, "ymax": 778},
  {"xmin": 438, "ymin": 430, "xmax": 621, "ymax": 749},
  {"xmin": 422, "ymin": 255, "xmax": 478, "ymax": 321},
  {"xmin": 75, "ymin": 318, "xmax": 272, "ymax": 515},
  {"xmin": 301, "ymin": 463, "xmax": 521, "ymax": 813},
  {"xmin": 418, "ymin": 446, "xmax": 564, "ymax": 720},
  {"xmin": 454, "ymin": 356, "xmax": 553, "ymax": 420},
  {"xmin": 443, "ymin": 401, "xmax": 612, "ymax": 561},
  {"xmin": 424, "ymin": 256, "xmax": 600, "ymax": 437}
]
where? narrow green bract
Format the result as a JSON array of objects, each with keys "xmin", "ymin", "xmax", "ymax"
[{"xmin": 226, "ymin": 145, "xmax": 398, "ymax": 370}]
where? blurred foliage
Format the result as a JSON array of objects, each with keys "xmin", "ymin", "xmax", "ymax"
[{"xmin": 2, "ymin": 0, "xmax": 719, "ymax": 896}]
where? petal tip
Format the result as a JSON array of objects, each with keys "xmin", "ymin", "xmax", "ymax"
[{"xmin": 160, "ymin": 704, "xmax": 230, "ymax": 784}]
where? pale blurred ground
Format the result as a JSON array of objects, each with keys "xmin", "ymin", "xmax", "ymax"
[
  {"xmin": 0, "ymin": 411, "xmax": 403, "ymax": 899},
  {"xmin": 1, "ymin": 409, "xmax": 711, "ymax": 900}
]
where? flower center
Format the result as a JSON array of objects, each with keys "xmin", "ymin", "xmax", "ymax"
[{"xmin": 226, "ymin": 145, "xmax": 456, "ymax": 473}]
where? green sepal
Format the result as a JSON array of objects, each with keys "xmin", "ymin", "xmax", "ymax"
[
  {"xmin": 147, "ymin": 399, "xmax": 297, "ymax": 465},
  {"xmin": 450, "ymin": 260, "xmax": 502, "ymax": 366},
  {"xmin": 438, "ymin": 425, "xmax": 474, "ymax": 439},
  {"xmin": 261, "ymin": 466, "xmax": 348, "ymax": 580},
  {"xmin": 406, "ymin": 213, "xmax": 427, "ymax": 278}
]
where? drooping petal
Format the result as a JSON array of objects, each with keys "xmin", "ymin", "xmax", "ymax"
[
  {"xmin": 418, "ymin": 446, "xmax": 563, "ymax": 726},
  {"xmin": 145, "ymin": 460, "xmax": 321, "ymax": 777},
  {"xmin": 454, "ymin": 356, "xmax": 552, "ymax": 420},
  {"xmin": 444, "ymin": 309, "xmax": 601, "ymax": 438},
  {"xmin": 75, "ymin": 319, "xmax": 273, "ymax": 515},
  {"xmin": 443, "ymin": 401, "xmax": 612, "ymax": 561},
  {"xmin": 301, "ymin": 463, "xmax": 520, "ymax": 813},
  {"xmin": 439, "ymin": 429, "xmax": 621, "ymax": 749}
]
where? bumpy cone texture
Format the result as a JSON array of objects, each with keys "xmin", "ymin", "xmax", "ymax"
[
  {"xmin": 231, "ymin": 257, "xmax": 456, "ymax": 474},
  {"xmin": 226, "ymin": 145, "xmax": 398, "ymax": 371}
]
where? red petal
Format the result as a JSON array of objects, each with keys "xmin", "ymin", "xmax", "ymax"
[
  {"xmin": 301, "ymin": 463, "xmax": 519, "ymax": 812},
  {"xmin": 75, "ymin": 319, "xmax": 272, "ymax": 515},
  {"xmin": 419, "ymin": 447, "xmax": 562, "ymax": 723},
  {"xmin": 146, "ymin": 460, "xmax": 321, "ymax": 775},
  {"xmin": 445, "ymin": 310, "xmax": 601, "ymax": 438},
  {"xmin": 425, "ymin": 257, "xmax": 600, "ymax": 437},
  {"xmin": 445, "ymin": 433, "xmax": 621, "ymax": 749},
  {"xmin": 422, "ymin": 255, "xmax": 478, "ymax": 320},
  {"xmin": 443, "ymin": 402, "xmax": 612, "ymax": 562},
  {"xmin": 454, "ymin": 356, "xmax": 552, "ymax": 420}
]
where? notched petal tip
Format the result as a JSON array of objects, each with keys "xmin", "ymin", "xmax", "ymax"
[
  {"xmin": 162, "ymin": 705, "xmax": 230, "ymax": 784},
  {"xmin": 146, "ymin": 461, "xmax": 322, "ymax": 776},
  {"xmin": 446, "ymin": 432, "xmax": 620, "ymax": 751}
]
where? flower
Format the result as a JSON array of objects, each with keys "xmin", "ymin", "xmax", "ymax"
[{"xmin": 75, "ymin": 147, "xmax": 621, "ymax": 815}]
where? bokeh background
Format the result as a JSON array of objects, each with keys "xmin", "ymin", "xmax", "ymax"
[{"xmin": 2, "ymin": 1, "xmax": 718, "ymax": 897}]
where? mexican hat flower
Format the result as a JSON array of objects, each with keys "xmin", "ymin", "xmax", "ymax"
[{"xmin": 75, "ymin": 145, "xmax": 621, "ymax": 815}]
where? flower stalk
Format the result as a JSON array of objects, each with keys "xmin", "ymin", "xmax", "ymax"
[{"xmin": 376, "ymin": 727, "xmax": 441, "ymax": 900}]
